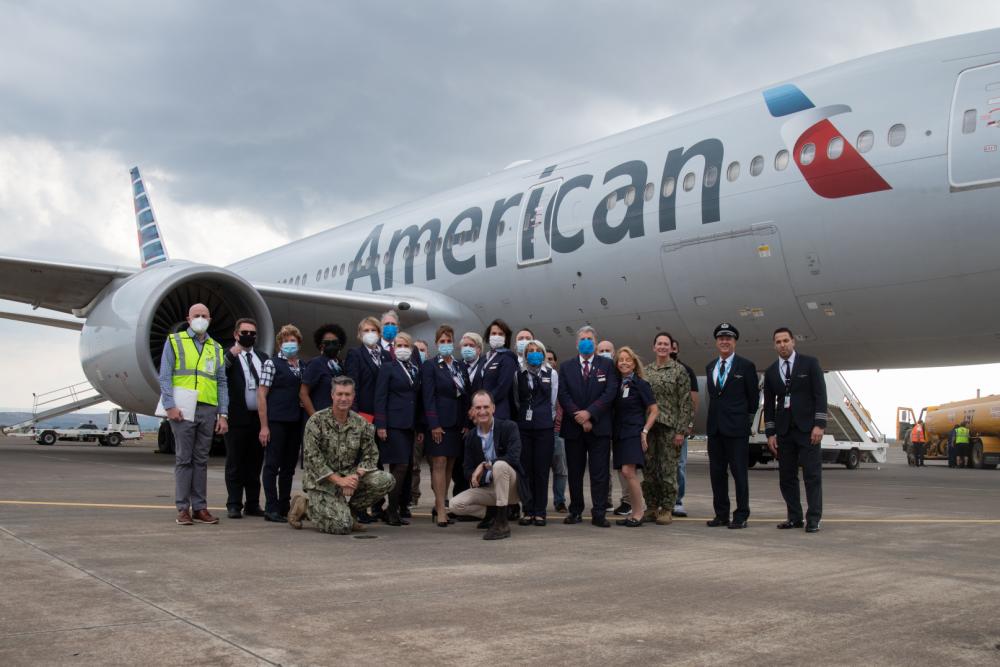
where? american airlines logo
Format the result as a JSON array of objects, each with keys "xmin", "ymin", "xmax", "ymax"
[{"xmin": 763, "ymin": 84, "xmax": 891, "ymax": 199}]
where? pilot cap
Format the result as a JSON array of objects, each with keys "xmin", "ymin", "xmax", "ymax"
[{"xmin": 714, "ymin": 323, "xmax": 739, "ymax": 340}]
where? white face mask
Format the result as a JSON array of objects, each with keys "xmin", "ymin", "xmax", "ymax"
[
  {"xmin": 190, "ymin": 316, "xmax": 210, "ymax": 334},
  {"xmin": 515, "ymin": 339, "xmax": 529, "ymax": 355},
  {"xmin": 394, "ymin": 347, "xmax": 412, "ymax": 362},
  {"xmin": 489, "ymin": 335, "xmax": 505, "ymax": 350},
  {"xmin": 362, "ymin": 331, "xmax": 379, "ymax": 347}
]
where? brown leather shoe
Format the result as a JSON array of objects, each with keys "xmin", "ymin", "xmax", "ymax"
[
  {"xmin": 176, "ymin": 509, "xmax": 193, "ymax": 525},
  {"xmin": 643, "ymin": 506, "xmax": 658, "ymax": 522},
  {"xmin": 192, "ymin": 509, "xmax": 219, "ymax": 524},
  {"xmin": 655, "ymin": 509, "xmax": 674, "ymax": 525}
]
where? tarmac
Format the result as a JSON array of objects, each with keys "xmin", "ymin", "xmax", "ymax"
[{"xmin": 1, "ymin": 434, "xmax": 998, "ymax": 666}]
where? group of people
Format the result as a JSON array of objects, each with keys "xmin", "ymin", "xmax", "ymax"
[{"xmin": 160, "ymin": 302, "xmax": 828, "ymax": 539}]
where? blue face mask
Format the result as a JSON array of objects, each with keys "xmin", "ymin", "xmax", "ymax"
[
  {"xmin": 281, "ymin": 342, "xmax": 299, "ymax": 357},
  {"xmin": 438, "ymin": 343, "xmax": 454, "ymax": 358},
  {"xmin": 516, "ymin": 339, "xmax": 529, "ymax": 355},
  {"xmin": 578, "ymin": 338, "xmax": 595, "ymax": 355},
  {"xmin": 418, "ymin": 350, "xmax": 426, "ymax": 364},
  {"xmin": 461, "ymin": 346, "xmax": 477, "ymax": 362},
  {"xmin": 526, "ymin": 351, "xmax": 544, "ymax": 367},
  {"xmin": 382, "ymin": 324, "xmax": 398, "ymax": 341}
]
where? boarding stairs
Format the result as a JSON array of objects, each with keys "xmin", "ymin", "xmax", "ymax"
[
  {"xmin": 824, "ymin": 372, "xmax": 883, "ymax": 443},
  {"xmin": 2, "ymin": 381, "xmax": 107, "ymax": 433}
]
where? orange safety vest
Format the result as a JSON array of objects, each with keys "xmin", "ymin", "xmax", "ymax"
[{"xmin": 911, "ymin": 423, "xmax": 925, "ymax": 443}]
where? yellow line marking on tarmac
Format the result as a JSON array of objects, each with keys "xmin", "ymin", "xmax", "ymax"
[{"xmin": 1, "ymin": 500, "xmax": 998, "ymax": 523}]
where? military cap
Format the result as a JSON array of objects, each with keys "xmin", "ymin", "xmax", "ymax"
[{"xmin": 713, "ymin": 322, "xmax": 739, "ymax": 339}]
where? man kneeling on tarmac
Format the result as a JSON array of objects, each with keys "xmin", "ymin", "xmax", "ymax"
[
  {"xmin": 450, "ymin": 390, "xmax": 531, "ymax": 540},
  {"xmin": 297, "ymin": 376, "xmax": 394, "ymax": 534}
]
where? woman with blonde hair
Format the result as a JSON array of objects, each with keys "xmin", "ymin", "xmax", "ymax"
[
  {"xmin": 258, "ymin": 324, "xmax": 305, "ymax": 523},
  {"xmin": 611, "ymin": 346, "xmax": 658, "ymax": 527}
]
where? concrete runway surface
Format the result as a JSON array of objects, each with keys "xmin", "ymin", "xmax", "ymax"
[{"xmin": 1, "ymin": 435, "xmax": 998, "ymax": 666}]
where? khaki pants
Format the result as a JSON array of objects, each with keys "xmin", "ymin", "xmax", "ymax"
[{"xmin": 450, "ymin": 460, "xmax": 519, "ymax": 519}]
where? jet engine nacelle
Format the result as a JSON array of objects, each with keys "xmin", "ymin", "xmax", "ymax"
[{"xmin": 79, "ymin": 261, "xmax": 274, "ymax": 414}]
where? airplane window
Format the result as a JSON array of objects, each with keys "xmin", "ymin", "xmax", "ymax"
[
  {"xmin": 301, "ymin": 273, "xmax": 307, "ymax": 285},
  {"xmin": 384, "ymin": 252, "xmax": 390, "ymax": 265},
  {"xmin": 473, "ymin": 228, "xmax": 481, "ymax": 241},
  {"xmin": 827, "ymin": 136, "xmax": 844, "ymax": 160},
  {"xmin": 856, "ymin": 130, "xmax": 874, "ymax": 153},
  {"xmin": 704, "ymin": 165, "xmax": 718, "ymax": 188},
  {"xmin": 436, "ymin": 238, "xmax": 443, "ymax": 252},
  {"xmin": 682, "ymin": 172, "xmax": 696, "ymax": 192},
  {"xmin": 644, "ymin": 182, "xmax": 654, "ymax": 201},
  {"xmin": 425, "ymin": 240, "xmax": 432, "ymax": 254},
  {"xmin": 799, "ymin": 144, "xmax": 815, "ymax": 166},
  {"xmin": 750, "ymin": 155, "xmax": 764, "ymax": 176},
  {"xmin": 962, "ymin": 109, "xmax": 977, "ymax": 134},
  {"xmin": 323, "ymin": 267, "xmax": 330, "ymax": 280},
  {"xmin": 316, "ymin": 270, "xmax": 322, "ymax": 282},
  {"xmin": 774, "ymin": 150, "xmax": 789, "ymax": 171},
  {"xmin": 294, "ymin": 276, "xmax": 301, "ymax": 286},
  {"xmin": 605, "ymin": 192, "xmax": 617, "ymax": 211},
  {"xmin": 888, "ymin": 123, "xmax": 906, "ymax": 147},
  {"xmin": 661, "ymin": 177, "xmax": 676, "ymax": 198},
  {"xmin": 340, "ymin": 263, "xmax": 345, "ymax": 274},
  {"xmin": 414, "ymin": 244, "xmax": 420, "ymax": 257},
  {"xmin": 726, "ymin": 161, "xmax": 740, "ymax": 182},
  {"xmin": 498, "ymin": 220, "xmax": 506, "ymax": 236},
  {"xmin": 403, "ymin": 247, "xmax": 410, "ymax": 260},
  {"xmin": 624, "ymin": 186, "xmax": 636, "ymax": 206}
]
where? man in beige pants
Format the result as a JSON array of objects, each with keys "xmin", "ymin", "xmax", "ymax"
[{"xmin": 450, "ymin": 390, "xmax": 530, "ymax": 540}]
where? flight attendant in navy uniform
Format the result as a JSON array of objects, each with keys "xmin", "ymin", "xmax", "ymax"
[
  {"xmin": 762, "ymin": 327, "xmax": 827, "ymax": 533},
  {"xmin": 515, "ymin": 340, "xmax": 555, "ymax": 526},
  {"xmin": 611, "ymin": 347, "xmax": 658, "ymax": 527},
  {"xmin": 421, "ymin": 324, "xmax": 471, "ymax": 527},
  {"xmin": 344, "ymin": 316, "xmax": 390, "ymax": 420},
  {"xmin": 480, "ymin": 319, "xmax": 519, "ymax": 420},
  {"xmin": 374, "ymin": 331, "xmax": 424, "ymax": 526},
  {"xmin": 704, "ymin": 323, "xmax": 759, "ymax": 529}
]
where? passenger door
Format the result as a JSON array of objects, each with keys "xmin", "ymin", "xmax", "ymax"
[{"xmin": 949, "ymin": 61, "xmax": 1000, "ymax": 190}]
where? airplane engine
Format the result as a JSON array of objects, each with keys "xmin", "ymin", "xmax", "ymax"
[{"xmin": 79, "ymin": 261, "xmax": 274, "ymax": 414}]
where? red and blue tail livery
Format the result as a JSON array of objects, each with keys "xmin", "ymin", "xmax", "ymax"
[{"xmin": 130, "ymin": 166, "xmax": 168, "ymax": 267}]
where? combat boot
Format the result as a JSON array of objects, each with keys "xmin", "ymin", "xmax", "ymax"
[
  {"xmin": 643, "ymin": 506, "xmax": 658, "ymax": 522},
  {"xmin": 484, "ymin": 507, "xmax": 511, "ymax": 540},
  {"xmin": 655, "ymin": 508, "xmax": 673, "ymax": 525},
  {"xmin": 287, "ymin": 493, "xmax": 308, "ymax": 529},
  {"xmin": 477, "ymin": 506, "xmax": 497, "ymax": 529}
]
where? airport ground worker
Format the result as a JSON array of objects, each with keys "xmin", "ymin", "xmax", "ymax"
[
  {"xmin": 302, "ymin": 376, "xmax": 394, "ymax": 535},
  {"xmin": 910, "ymin": 420, "xmax": 927, "ymax": 467},
  {"xmin": 642, "ymin": 332, "xmax": 692, "ymax": 526},
  {"xmin": 159, "ymin": 302, "xmax": 229, "ymax": 526},
  {"xmin": 954, "ymin": 422, "xmax": 971, "ymax": 467}
]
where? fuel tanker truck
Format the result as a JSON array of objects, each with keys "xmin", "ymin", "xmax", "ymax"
[{"xmin": 897, "ymin": 397, "xmax": 1000, "ymax": 469}]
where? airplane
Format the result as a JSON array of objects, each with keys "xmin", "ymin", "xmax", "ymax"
[{"xmin": 1, "ymin": 29, "xmax": 999, "ymax": 417}]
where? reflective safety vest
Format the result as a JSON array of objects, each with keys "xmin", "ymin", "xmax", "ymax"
[
  {"xmin": 911, "ymin": 424, "xmax": 925, "ymax": 443},
  {"xmin": 954, "ymin": 426, "xmax": 970, "ymax": 445},
  {"xmin": 170, "ymin": 331, "xmax": 222, "ymax": 406}
]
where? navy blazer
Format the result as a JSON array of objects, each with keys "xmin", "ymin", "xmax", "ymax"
[
  {"xmin": 762, "ymin": 353, "xmax": 827, "ymax": 437},
  {"xmin": 421, "ymin": 356, "xmax": 470, "ymax": 430},
  {"xmin": 557, "ymin": 355, "xmax": 619, "ymax": 438},
  {"xmin": 344, "ymin": 345, "xmax": 391, "ymax": 415},
  {"xmin": 705, "ymin": 354, "xmax": 760, "ymax": 437},
  {"xmin": 462, "ymin": 418, "xmax": 531, "ymax": 504},
  {"xmin": 374, "ymin": 359, "xmax": 422, "ymax": 430},
  {"xmin": 480, "ymin": 349, "xmax": 518, "ymax": 420},
  {"xmin": 223, "ymin": 349, "xmax": 269, "ymax": 427}
]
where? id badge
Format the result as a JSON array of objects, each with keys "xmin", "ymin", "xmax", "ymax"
[
  {"xmin": 622, "ymin": 386, "xmax": 630, "ymax": 398},
  {"xmin": 525, "ymin": 407, "xmax": 533, "ymax": 421},
  {"xmin": 783, "ymin": 395, "xmax": 791, "ymax": 409}
]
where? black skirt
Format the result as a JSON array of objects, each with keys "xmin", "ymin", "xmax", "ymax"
[
  {"xmin": 424, "ymin": 426, "xmax": 463, "ymax": 459},
  {"xmin": 613, "ymin": 435, "xmax": 645, "ymax": 469},
  {"xmin": 379, "ymin": 428, "xmax": 414, "ymax": 465}
]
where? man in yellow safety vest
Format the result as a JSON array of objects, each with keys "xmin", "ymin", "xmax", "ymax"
[
  {"xmin": 159, "ymin": 303, "xmax": 230, "ymax": 525},
  {"xmin": 954, "ymin": 422, "xmax": 971, "ymax": 468}
]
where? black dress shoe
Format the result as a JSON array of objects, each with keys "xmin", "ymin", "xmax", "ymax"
[
  {"xmin": 616, "ymin": 517, "xmax": 643, "ymax": 527},
  {"xmin": 227, "ymin": 508, "xmax": 243, "ymax": 519},
  {"xmin": 777, "ymin": 520, "xmax": 804, "ymax": 529},
  {"xmin": 591, "ymin": 516, "xmax": 611, "ymax": 528},
  {"xmin": 728, "ymin": 520, "xmax": 748, "ymax": 529},
  {"xmin": 356, "ymin": 510, "xmax": 376, "ymax": 524},
  {"xmin": 507, "ymin": 505, "xmax": 521, "ymax": 521},
  {"xmin": 706, "ymin": 517, "xmax": 730, "ymax": 527},
  {"xmin": 563, "ymin": 513, "xmax": 582, "ymax": 524},
  {"xmin": 384, "ymin": 509, "xmax": 402, "ymax": 526},
  {"xmin": 518, "ymin": 516, "xmax": 534, "ymax": 526},
  {"xmin": 533, "ymin": 517, "xmax": 547, "ymax": 526},
  {"xmin": 805, "ymin": 523, "xmax": 821, "ymax": 533},
  {"xmin": 399, "ymin": 507, "xmax": 412, "ymax": 519},
  {"xmin": 264, "ymin": 511, "xmax": 285, "ymax": 522},
  {"xmin": 244, "ymin": 507, "xmax": 266, "ymax": 517}
]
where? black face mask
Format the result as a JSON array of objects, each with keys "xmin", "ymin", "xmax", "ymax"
[
  {"xmin": 238, "ymin": 332, "xmax": 257, "ymax": 348},
  {"xmin": 322, "ymin": 340, "xmax": 342, "ymax": 358},
  {"xmin": 669, "ymin": 351, "xmax": 678, "ymax": 360}
]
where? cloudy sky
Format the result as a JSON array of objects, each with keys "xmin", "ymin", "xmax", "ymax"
[{"xmin": 2, "ymin": 1, "xmax": 999, "ymax": 431}]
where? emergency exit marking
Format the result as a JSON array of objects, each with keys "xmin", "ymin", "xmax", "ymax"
[
  {"xmin": 985, "ymin": 145, "xmax": 997, "ymax": 152},
  {"xmin": 757, "ymin": 245, "xmax": 771, "ymax": 258}
]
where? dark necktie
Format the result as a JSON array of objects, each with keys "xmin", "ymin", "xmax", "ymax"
[
  {"xmin": 388, "ymin": 344, "xmax": 396, "ymax": 361},
  {"xmin": 718, "ymin": 359, "xmax": 727, "ymax": 388},
  {"xmin": 245, "ymin": 351, "xmax": 260, "ymax": 387},
  {"xmin": 371, "ymin": 349, "xmax": 381, "ymax": 367},
  {"xmin": 582, "ymin": 359, "xmax": 590, "ymax": 379},
  {"xmin": 783, "ymin": 360, "xmax": 791, "ymax": 389}
]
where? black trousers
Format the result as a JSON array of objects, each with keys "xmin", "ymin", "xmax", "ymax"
[
  {"xmin": 707, "ymin": 435, "xmax": 750, "ymax": 523},
  {"xmin": 262, "ymin": 420, "xmax": 302, "ymax": 515},
  {"xmin": 912, "ymin": 441, "xmax": 925, "ymax": 466},
  {"xmin": 224, "ymin": 421, "xmax": 264, "ymax": 511},
  {"xmin": 520, "ymin": 427, "xmax": 554, "ymax": 517},
  {"xmin": 565, "ymin": 432, "xmax": 610, "ymax": 518},
  {"xmin": 777, "ymin": 429, "xmax": 822, "ymax": 525},
  {"xmin": 451, "ymin": 443, "xmax": 469, "ymax": 497}
]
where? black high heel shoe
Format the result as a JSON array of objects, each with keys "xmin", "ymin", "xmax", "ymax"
[{"xmin": 432, "ymin": 508, "xmax": 450, "ymax": 527}]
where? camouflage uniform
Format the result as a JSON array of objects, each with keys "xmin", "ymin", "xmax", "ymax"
[
  {"xmin": 303, "ymin": 408, "xmax": 394, "ymax": 535},
  {"xmin": 642, "ymin": 360, "xmax": 693, "ymax": 511}
]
